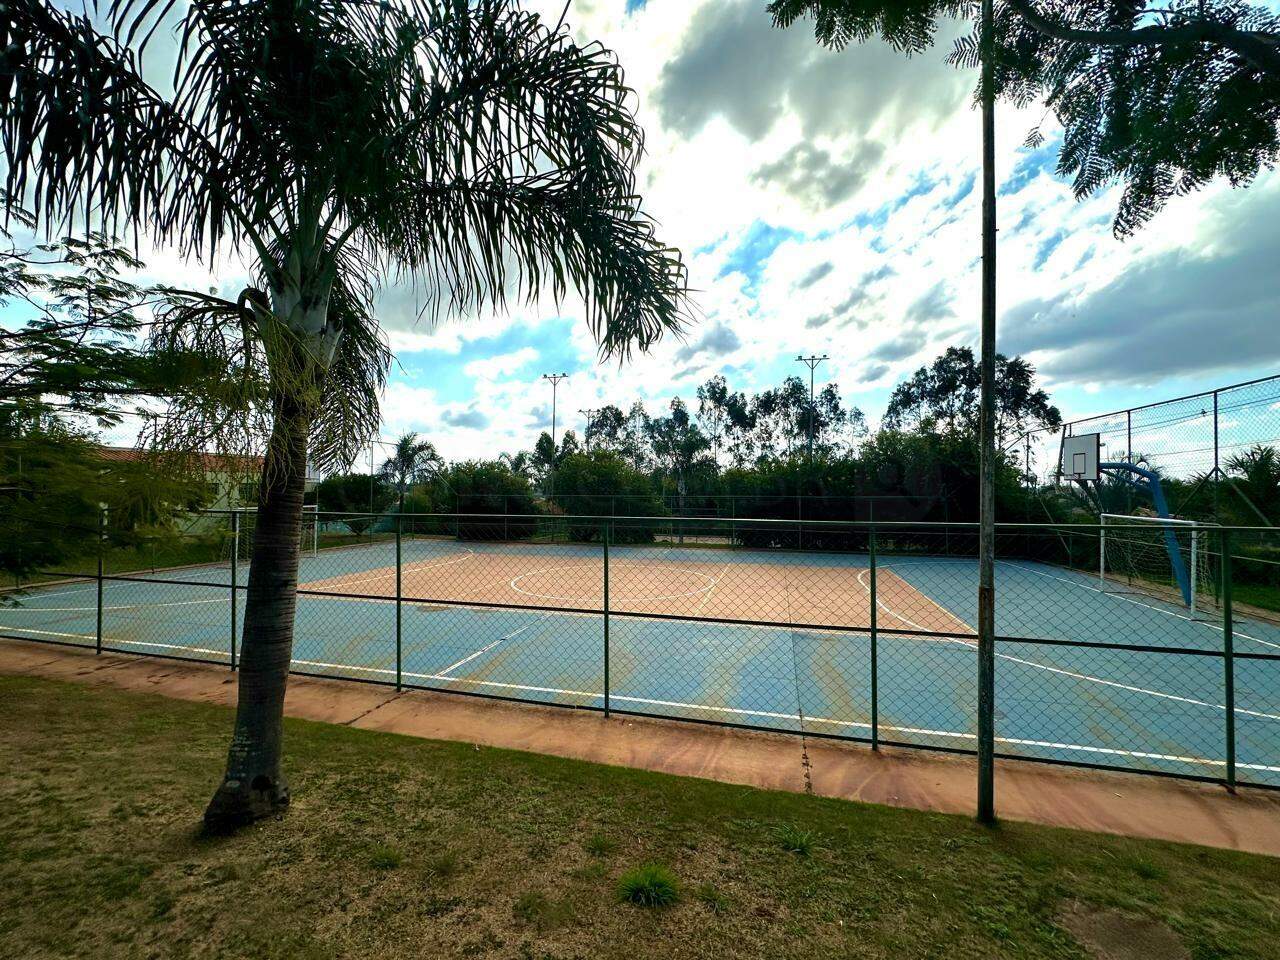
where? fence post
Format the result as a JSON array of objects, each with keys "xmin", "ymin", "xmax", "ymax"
[
  {"xmin": 95, "ymin": 505, "xmax": 105, "ymax": 655},
  {"xmin": 395, "ymin": 513, "xmax": 403, "ymax": 691},
  {"xmin": 230, "ymin": 509, "xmax": 239, "ymax": 671},
  {"xmin": 603, "ymin": 520, "xmax": 611, "ymax": 717},
  {"xmin": 1221, "ymin": 528, "xmax": 1235, "ymax": 791},
  {"xmin": 869, "ymin": 523, "xmax": 878, "ymax": 751}
]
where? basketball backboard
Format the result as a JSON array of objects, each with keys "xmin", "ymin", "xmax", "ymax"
[{"xmin": 1060, "ymin": 433, "xmax": 1100, "ymax": 482}]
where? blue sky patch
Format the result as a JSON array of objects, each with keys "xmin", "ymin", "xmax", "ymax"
[
  {"xmin": 716, "ymin": 220, "xmax": 803, "ymax": 288},
  {"xmin": 392, "ymin": 316, "xmax": 583, "ymax": 403}
]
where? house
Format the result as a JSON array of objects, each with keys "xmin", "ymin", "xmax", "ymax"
[{"xmin": 96, "ymin": 446, "xmax": 319, "ymax": 516}]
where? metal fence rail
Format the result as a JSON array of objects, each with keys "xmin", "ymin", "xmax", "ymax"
[
  {"xmin": 3, "ymin": 511, "xmax": 1278, "ymax": 794},
  {"xmin": 1021, "ymin": 373, "xmax": 1280, "ymax": 506}
]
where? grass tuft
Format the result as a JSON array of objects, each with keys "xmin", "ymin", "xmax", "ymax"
[
  {"xmin": 584, "ymin": 832, "xmax": 615, "ymax": 858},
  {"xmin": 367, "ymin": 845, "xmax": 402, "ymax": 870},
  {"xmin": 617, "ymin": 863, "xmax": 680, "ymax": 908},
  {"xmin": 776, "ymin": 822, "xmax": 818, "ymax": 856},
  {"xmin": 423, "ymin": 849, "xmax": 461, "ymax": 881},
  {"xmin": 694, "ymin": 882, "xmax": 730, "ymax": 913}
]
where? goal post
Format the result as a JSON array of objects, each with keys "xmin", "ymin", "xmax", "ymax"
[
  {"xmin": 1099, "ymin": 513, "xmax": 1216, "ymax": 612},
  {"xmin": 225, "ymin": 505, "xmax": 319, "ymax": 563}
]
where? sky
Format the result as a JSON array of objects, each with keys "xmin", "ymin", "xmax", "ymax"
[
  {"xmin": 13, "ymin": 0, "xmax": 1280, "ymax": 467},
  {"xmin": 375, "ymin": 0, "xmax": 1280, "ymax": 463}
]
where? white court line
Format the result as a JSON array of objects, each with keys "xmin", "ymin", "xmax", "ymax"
[
  {"xmin": 2, "ymin": 584, "xmax": 97, "ymax": 602},
  {"xmin": 695, "ymin": 559, "xmax": 733, "ymax": 615},
  {"xmin": 1000, "ymin": 559, "xmax": 1280, "ymax": 651},
  {"xmin": 434, "ymin": 619, "xmax": 544, "ymax": 677},
  {"xmin": 855, "ymin": 568, "xmax": 1280, "ymax": 723},
  {"xmin": 9, "ymin": 631, "xmax": 1278, "ymax": 774},
  {"xmin": 0, "ymin": 597, "xmax": 228, "ymax": 613}
]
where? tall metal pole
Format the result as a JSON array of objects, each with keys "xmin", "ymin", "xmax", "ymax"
[
  {"xmin": 1213, "ymin": 390, "xmax": 1221, "ymax": 523},
  {"xmin": 795, "ymin": 354, "xmax": 829, "ymax": 462},
  {"xmin": 96, "ymin": 505, "xmax": 105, "ymax": 656},
  {"xmin": 395, "ymin": 514, "xmax": 403, "ymax": 692},
  {"xmin": 230, "ymin": 509, "xmax": 239, "ymax": 671},
  {"xmin": 579, "ymin": 408, "xmax": 599, "ymax": 449},
  {"xmin": 543, "ymin": 373, "xmax": 568, "ymax": 447},
  {"xmin": 603, "ymin": 520, "xmax": 611, "ymax": 718},
  {"xmin": 1221, "ymin": 528, "xmax": 1235, "ymax": 790},
  {"xmin": 542, "ymin": 373, "xmax": 568, "ymax": 495},
  {"xmin": 976, "ymin": 0, "xmax": 998, "ymax": 826},
  {"xmin": 869, "ymin": 523, "xmax": 879, "ymax": 751}
]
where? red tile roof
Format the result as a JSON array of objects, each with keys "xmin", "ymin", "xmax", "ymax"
[{"xmin": 96, "ymin": 446, "xmax": 264, "ymax": 471}]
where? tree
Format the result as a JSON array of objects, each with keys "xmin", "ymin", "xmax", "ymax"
[
  {"xmin": 499, "ymin": 449, "xmax": 537, "ymax": 482},
  {"xmin": 4, "ymin": 0, "xmax": 688, "ymax": 828},
  {"xmin": 449, "ymin": 461, "xmax": 540, "ymax": 539},
  {"xmin": 315, "ymin": 473, "xmax": 393, "ymax": 530},
  {"xmin": 646, "ymin": 398, "xmax": 711, "ymax": 507},
  {"xmin": 550, "ymin": 449, "xmax": 666, "ymax": 540},
  {"xmin": 377, "ymin": 433, "xmax": 443, "ymax": 506},
  {"xmin": 532, "ymin": 431, "xmax": 559, "ymax": 487},
  {"xmin": 696, "ymin": 375, "xmax": 753, "ymax": 465},
  {"xmin": 0, "ymin": 410, "xmax": 204, "ymax": 583},
  {"xmin": 586, "ymin": 404, "xmax": 627, "ymax": 453},
  {"xmin": 1223, "ymin": 445, "xmax": 1280, "ymax": 525},
  {"xmin": 883, "ymin": 346, "xmax": 1060, "ymax": 442},
  {"xmin": 621, "ymin": 401, "xmax": 655, "ymax": 471},
  {"xmin": 769, "ymin": 0, "xmax": 1280, "ymax": 236},
  {"xmin": 0, "ymin": 198, "xmax": 215, "ymax": 421}
]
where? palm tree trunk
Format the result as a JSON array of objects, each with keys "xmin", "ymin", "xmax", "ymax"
[{"xmin": 204, "ymin": 387, "xmax": 312, "ymax": 831}]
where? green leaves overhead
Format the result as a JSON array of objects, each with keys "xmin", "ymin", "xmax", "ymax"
[
  {"xmin": 769, "ymin": 1, "xmax": 1280, "ymax": 235},
  {"xmin": 2, "ymin": 0, "xmax": 689, "ymax": 358}
]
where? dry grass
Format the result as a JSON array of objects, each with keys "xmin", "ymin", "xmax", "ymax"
[{"xmin": 1, "ymin": 674, "xmax": 1277, "ymax": 959}]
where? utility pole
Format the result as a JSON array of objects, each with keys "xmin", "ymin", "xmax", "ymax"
[
  {"xmin": 542, "ymin": 373, "xmax": 568, "ymax": 447},
  {"xmin": 976, "ymin": 0, "xmax": 998, "ymax": 826},
  {"xmin": 579, "ymin": 408, "xmax": 600, "ymax": 449},
  {"xmin": 542, "ymin": 373, "xmax": 568, "ymax": 495},
  {"xmin": 795, "ymin": 354, "xmax": 829, "ymax": 461}
]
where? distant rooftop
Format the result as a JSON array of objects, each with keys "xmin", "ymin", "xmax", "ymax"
[{"xmin": 96, "ymin": 446, "xmax": 265, "ymax": 471}]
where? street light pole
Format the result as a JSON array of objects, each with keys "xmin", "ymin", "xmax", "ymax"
[
  {"xmin": 542, "ymin": 373, "xmax": 568, "ymax": 447},
  {"xmin": 579, "ymin": 408, "xmax": 600, "ymax": 449},
  {"xmin": 795, "ymin": 354, "xmax": 829, "ymax": 462}
]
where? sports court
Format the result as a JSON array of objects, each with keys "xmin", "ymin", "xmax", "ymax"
[{"xmin": 3, "ymin": 533, "xmax": 1278, "ymax": 787}]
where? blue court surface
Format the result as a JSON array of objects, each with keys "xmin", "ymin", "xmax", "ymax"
[{"xmin": 3, "ymin": 537, "xmax": 1278, "ymax": 787}]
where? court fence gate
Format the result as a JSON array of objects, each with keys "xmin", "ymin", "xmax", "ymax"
[{"xmin": 4, "ymin": 510, "xmax": 1279, "ymax": 801}]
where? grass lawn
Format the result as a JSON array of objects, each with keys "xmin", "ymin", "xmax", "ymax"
[{"xmin": 1, "ymin": 677, "xmax": 1277, "ymax": 959}]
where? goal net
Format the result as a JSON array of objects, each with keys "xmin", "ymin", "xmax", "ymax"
[
  {"xmin": 1099, "ymin": 514, "xmax": 1217, "ymax": 613},
  {"xmin": 223, "ymin": 505, "xmax": 319, "ymax": 564}
]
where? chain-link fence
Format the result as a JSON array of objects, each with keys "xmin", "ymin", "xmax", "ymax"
[
  {"xmin": 3, "ymin": 510, "xmax": 1277, "ymax": 791},
  {"xmin": 1021, "ymin": 375, "xmax": 1280, "ymax": 524}
]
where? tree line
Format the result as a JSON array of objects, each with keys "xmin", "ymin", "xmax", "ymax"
[{"xmin": 318, "ymin": 346, "xmax": 1064, "ymax": 528}]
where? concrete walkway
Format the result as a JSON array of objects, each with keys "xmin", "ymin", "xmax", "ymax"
[{"xmin": 4, "ymin": 637, "xmax": 1278, "ymax": 857}]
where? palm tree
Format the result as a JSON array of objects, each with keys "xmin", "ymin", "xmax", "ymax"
[
  {"xmin": 378, "ymin": 433, "xmax": 443, "ymax": 507},
  {"xmin": 3, "ymin": 0, "xmax": 688, "ymax": 829}
]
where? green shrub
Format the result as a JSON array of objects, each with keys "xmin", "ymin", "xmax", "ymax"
[{"xmin": 617, "ymin": 863, "xmax": 680, "ymax": 908}]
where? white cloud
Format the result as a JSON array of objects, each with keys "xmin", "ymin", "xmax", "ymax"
[{"xmin": 463, "ymin": 347, "xmax": 539, "ymax": 381}]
